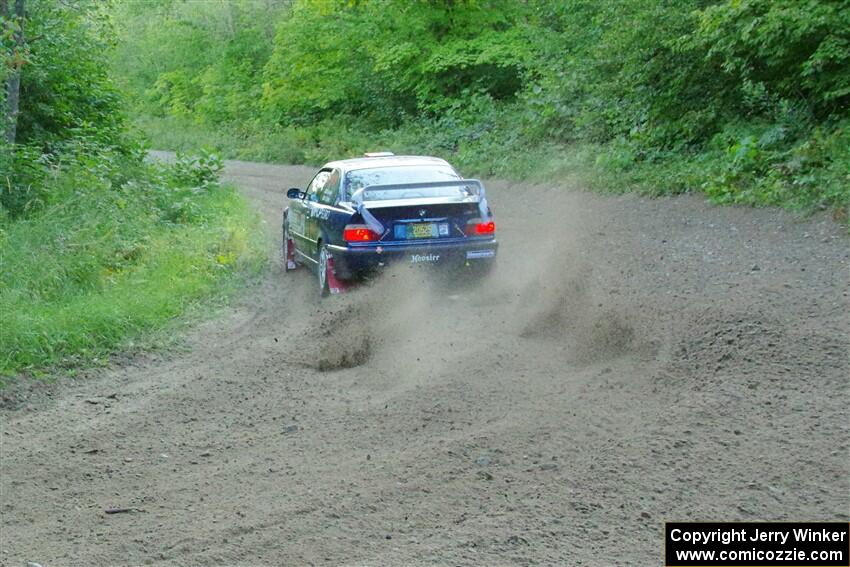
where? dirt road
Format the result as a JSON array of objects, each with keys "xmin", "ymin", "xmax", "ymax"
[{"xmin": 2, "ymin": 159, "xmax": 848, "ymax": 566}]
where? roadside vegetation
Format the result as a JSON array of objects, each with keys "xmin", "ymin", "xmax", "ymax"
[
  {"xmin": 113, "ymin": 0, "xmax": 849, "ymax": 216},
  {"xmin": 0, "ymin": 1, "xmax": 265, "ymax": 378}
]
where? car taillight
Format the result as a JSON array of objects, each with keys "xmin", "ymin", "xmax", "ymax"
[
  {"xmin": 343, "ymin": 224, "xmax": 379, "ymax": 242},
  {"xmin": 465, "ymin": 219, "xmax": 496, "ymax": 236}
]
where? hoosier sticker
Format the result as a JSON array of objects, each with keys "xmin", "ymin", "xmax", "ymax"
[{"xmin": 410, "ymin": 253, "xmax": 440, "ymax": 263}]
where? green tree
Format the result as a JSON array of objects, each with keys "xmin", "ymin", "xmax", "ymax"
[
  {"xmin": 261, "ymin": 0, "xmax": 534, "ymax": 125},
  {"xmin": 1, "ymin": 0, "xmax": 25, "ymax": 144},
  {"xmin": 112, "ymin": 0, "xmax": 288, "ymax": 125},
  {"xmin": 2, "ymin": 0, "xmax": 126, "ymax": 148},
  {"xmin": 692, "ymin": 0, "xmax": 850, "ymax": 119}
]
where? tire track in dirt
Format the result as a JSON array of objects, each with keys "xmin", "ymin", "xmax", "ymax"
[{"xmin": 1, "ymin": 158, "xmax": 847, "ymax": 566}]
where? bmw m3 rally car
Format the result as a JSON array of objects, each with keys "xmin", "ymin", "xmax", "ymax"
[{"xmin": 282, "ymin": 153, "xmax": 497, "ymax": 295}]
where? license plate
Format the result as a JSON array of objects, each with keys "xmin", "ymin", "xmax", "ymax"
[{"xmin": 411, "ymin": 223, "xmax": 436, "ymax": 239}]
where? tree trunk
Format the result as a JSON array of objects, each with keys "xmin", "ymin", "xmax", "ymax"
[{"xmin": 2, "ymin": 0, "xmax": 24, "ymax": 145}]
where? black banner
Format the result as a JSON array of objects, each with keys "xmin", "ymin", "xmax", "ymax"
[{"xmin": 665, "ymin": 522, "xmax": 849, "ymax": 566}]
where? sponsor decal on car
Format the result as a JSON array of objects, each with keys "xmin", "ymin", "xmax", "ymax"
[
  {"xmin": 309, "ymin": 206, "xmax": 331, "ymax": 220},
  {"xmin": 411, "ymin": 253, "xmax": 440, "ymax": 263},
  {"xmin": 466, "ymin": 250, "xmax": 496, "ymax": 259}
]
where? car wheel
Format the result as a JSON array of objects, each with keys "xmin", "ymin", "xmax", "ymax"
[
  {"xmin": 282, "ymin": 216, "xmax": 296, "ymax": 272},
  {"xmin": 317, "ymin": 244, "xmax": 330, "ymax": 297}
]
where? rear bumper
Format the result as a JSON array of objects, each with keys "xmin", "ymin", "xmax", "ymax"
[{"xmin": 327, "ymin": 238, "xmax": 498, "ymax": 280}]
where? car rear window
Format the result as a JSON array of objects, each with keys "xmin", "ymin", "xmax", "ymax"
[{"xmin": 345, "ymin": 165, "xmax": 471, "ymax": 201}]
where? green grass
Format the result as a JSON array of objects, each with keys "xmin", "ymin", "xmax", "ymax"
[{"xmin": 0, "ymin": 162, "xmax": 266, "ymax": 379}]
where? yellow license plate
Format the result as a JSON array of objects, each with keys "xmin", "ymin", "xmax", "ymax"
[{"xmin": 411, "ymin": 223, "xmax": 435, "ymax": 238}]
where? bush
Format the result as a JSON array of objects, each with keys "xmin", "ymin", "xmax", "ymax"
[
  {"xmin": 0, "ymin": 150, "xmax": 266, "ymax": 376},
  {"xmin": 0, "ymin": 143, "xmax": 51, "ymax": 218}
]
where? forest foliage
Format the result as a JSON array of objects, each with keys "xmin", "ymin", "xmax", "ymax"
[
  {"xmin": 113, "ymin": 0, "xmax": 849, "ymax": 212},
  {"xmin": 0, "ymin": 0, "xmax": 264, "ymax": 376}
]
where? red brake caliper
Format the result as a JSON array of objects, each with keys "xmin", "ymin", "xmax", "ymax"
[{"xmin": 325, "ymin": 255, "xmax": 349, "ymax": 294}]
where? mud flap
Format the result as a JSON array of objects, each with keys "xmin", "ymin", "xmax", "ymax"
[
  {"xmin": 325, "ymin": 256, "xmax": 350, "ymax": 295},
  {"xmin": 286, "ymin": 237, "xmax": 297, "ymax": 270}
]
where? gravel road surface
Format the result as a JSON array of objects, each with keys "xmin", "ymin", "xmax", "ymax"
[{"xmin": 2, "ymin": 158, "xmax": 848, "ymax": 566}]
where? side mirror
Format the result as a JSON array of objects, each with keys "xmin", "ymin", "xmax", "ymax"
[{"xmin": 287, "ymin": 188, "xmax": 305, "ymax": 199}]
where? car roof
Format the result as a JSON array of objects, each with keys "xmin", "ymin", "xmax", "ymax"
[{"xmin": 323, "ymin": 155, "xmax": 452, "ymax": 173}]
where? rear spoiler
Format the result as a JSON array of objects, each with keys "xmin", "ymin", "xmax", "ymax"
[{"xmin": 349, "ymin": 180, "xmax": 490, "ymax": 237}]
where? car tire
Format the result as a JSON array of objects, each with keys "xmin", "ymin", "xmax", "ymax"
[{"xmin": 317, "ymin": 244, "xmax": 330, "ymax": 297}]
